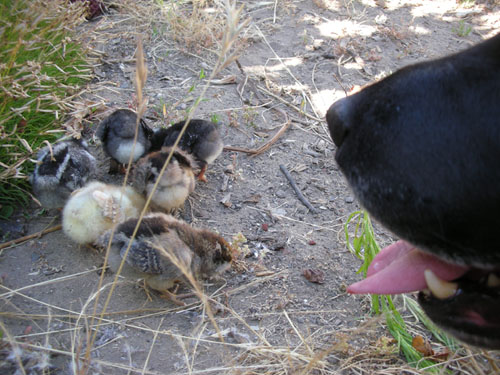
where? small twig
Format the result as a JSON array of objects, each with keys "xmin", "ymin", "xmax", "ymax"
[
  {"xmin": 279, "ymin": 164, "xmax": 318, "ymax": 214},
  {"xmin": 257, "ymin": 85, "xmax": 323, "ymax": 122},
  {"xmin": 0, "ymin": 224, "xmax": 62, "ymax": 250},
  {"xmin": 223, "ymin": 113, "xmax": 291, "ymax": 156}
]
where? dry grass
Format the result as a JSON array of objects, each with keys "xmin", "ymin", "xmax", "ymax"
[{"xmin": 160, "ymin": 0, "xmax": 225, "ymax": 52}]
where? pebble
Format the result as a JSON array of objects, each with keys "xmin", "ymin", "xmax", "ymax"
[
  {"xmin": 275, "ymin": 189, "xmax": 287, "ymax": 198},
  {"xmin": 345, "ymin": 196, "xmax": 354, "ymax": 204}
]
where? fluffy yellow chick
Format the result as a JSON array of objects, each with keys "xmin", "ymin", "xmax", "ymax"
[{"xmin": 62, "ymin": 181, "xmax": 145, "ymax": 244}]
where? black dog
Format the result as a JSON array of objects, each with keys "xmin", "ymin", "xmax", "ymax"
[{"xmin": 326, "ymin": 34, "xmax": 500, "ymax": 349}]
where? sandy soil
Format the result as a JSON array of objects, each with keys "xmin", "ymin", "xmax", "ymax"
[{"xmin": 1, "ymin": 1, "xmax": 499, "ymax": 374}]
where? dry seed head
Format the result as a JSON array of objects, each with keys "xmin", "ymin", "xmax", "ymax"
[
  {"xmin": 216, "ymin": 0, "xmax": 250, "ymax": 73},
  {"xmin": 135, "ymin": 37, "xmax": 148, "ymax": 119}
]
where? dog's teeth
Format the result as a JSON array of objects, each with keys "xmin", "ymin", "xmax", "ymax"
[
  {"xmin": 421, "ymin": 288, "xmax": 431, "ymax": 297},
  {"xmin": 424, "ymin": 269, "xmax": 458, "ymax": 299},
  {"xmin": 487, "ymin": 273, "xmax": 500, "ymax": 287}
]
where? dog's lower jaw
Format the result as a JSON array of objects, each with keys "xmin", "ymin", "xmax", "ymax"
[{"xmin": 418, "ymin": 283, "xmax": 500, "ymax": 349}]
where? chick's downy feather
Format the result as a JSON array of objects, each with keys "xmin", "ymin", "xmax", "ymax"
[
  {"xmin": 96, "ymin": 109, "xmax": 153, "ymax": 164},
  {"xmin": 151, "ymin": 120, "xmax": 223, "ymax": 181},
  {"xmin": 30, "ymin": 139, "xmax": 96, "ymax": 209},
  {"xmin": 63, "ymin": 181, "xmax": 145, "ymax": 244},
  {"xmin": 98, "ymin": 213, "xmax": 233, "ymax": 293},
  {"xmin": 132, "ymin": 147, "xmax": 195, "ymax": 212}
]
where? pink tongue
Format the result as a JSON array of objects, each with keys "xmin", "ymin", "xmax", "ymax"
[{"xmin": 347, "ymin": 240, "xmax": 468, "ymax": 294}]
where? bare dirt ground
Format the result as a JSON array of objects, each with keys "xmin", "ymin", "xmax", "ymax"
[{"xmin": 1, "ymin": 1, "xmax": 500, "ymax": 374}]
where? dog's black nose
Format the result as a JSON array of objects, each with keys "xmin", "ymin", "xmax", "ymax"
[{"xmin": 326, "ymin": 96, "xmax": 352, "ymax": 147}]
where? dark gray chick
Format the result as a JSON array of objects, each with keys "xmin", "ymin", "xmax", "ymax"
[
  {"xmin": 96, "ymin": 109, "xmax": 153, "ymax": 170},
  {"xmin": 151, "ymin": 119, "xmax": 223, "ymax": 182}
]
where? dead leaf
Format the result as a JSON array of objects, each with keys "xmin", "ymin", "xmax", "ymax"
[
  {"xmin": 17, "ymin": 119, "xmax": 27, "ymax": 134},
  {"xmin": 412, "ymin": 335, "xmax": 433, "ymax": 357},
  {"xmin": 302, "ymin": 268, "xmax": 324, "ymax": 284},
  {"xmin": 211, "ymin": 75, "xmax": 237, "ymax": 85},
  {"xmin": 432, "ymin": 348, "xmax": 451, "ymax": 361},
  {"xmin": 220, "ymin": 193, "xmax": 232, "ymax": 208},
  {"xmin": 243, "ymin": 194, "xmax": 261, "ymax": 204}
]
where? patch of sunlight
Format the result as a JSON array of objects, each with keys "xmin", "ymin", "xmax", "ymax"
[
  {"xmin": 410, "ymin": 1, "xmax": 459, "ymax": 17},
  {"xmin": 243, "ymin": 57, "xmax": 304, "ymax": 77},
  {"xmin": 358, "ymin": 0, "xmax": 377, "ymax": 7},
  {"xmin": 311, "ymin": 89, "xmax": 345, "ymax": 118},
  {"xmin": 478, "ymin": 12, "xmax": 500, "ymax": 37},
  {"xmin": 381, "ymin": 0, "xmax": 455, "ymax": 14},
  {"xmin": 409, "ymin": 25, "xmax": 431, "ymax": 35},
  {"xmin": 265, "ymin": 57, "xmax": 303, "ymax": 72},
  {"xmin": 317, "ymin": 19, "xmax": 377, "ymax": 39}
]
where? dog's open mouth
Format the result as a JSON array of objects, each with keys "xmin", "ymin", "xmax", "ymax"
[{"xmin": 348, "ymin": 240, "xmax": 500, "ymax": 348}]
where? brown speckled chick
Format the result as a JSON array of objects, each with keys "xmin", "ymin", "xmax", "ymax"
[
  {"xmin": 98, "ymin": 213, "xmax": 233, "ymax": 303},
  {"xmin": 132, "ymin": 147, "xmax": 195, "ymax": 212}
]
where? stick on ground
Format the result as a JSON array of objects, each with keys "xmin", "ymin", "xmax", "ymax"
[
  {"xmin": 279, "ymin": 164, "xmax": 318, "ymax": 214},
  {"xmin": 0, "ymin": 224, "xmax": 62, "ymax": 250},
  {"xmin": 223, "ymin": 112, "xmax": 291, "ymax": 156}
]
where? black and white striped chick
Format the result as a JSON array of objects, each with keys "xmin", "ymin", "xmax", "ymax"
[
  {"xmin": 30, "ymin": 139, "xmax": 96, "ymax": 209},
  {"xmin": 98, "ymin": 213, "xmax": 233, "ymax": 303},
  {"xmin": 132, "ymin": 147, "xmax": 195, "ymax": 212},
  {"xmin": 151, "ymin": 119, "xmax": 223, "ymax": 182},
  {"xmin": 96, "ymin": 109, "xmax": 153, "ymax": 170}
]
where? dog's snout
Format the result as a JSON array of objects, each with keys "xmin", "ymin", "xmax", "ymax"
[{"xmin": 326, "ymin": 96, "xmax": 352, "ymax": 147}]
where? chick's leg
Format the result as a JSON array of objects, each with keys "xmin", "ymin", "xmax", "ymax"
[
  {"xmin": 197, "ymin": 164, "xmax": 208, "ymax": 183},
  {"xmin": 159, "ymin": 290, "xmax": 187, "ymax": 306},
  {"xmin": 159, "ymin": 284, "xmax": 196, "ymax": 306}
]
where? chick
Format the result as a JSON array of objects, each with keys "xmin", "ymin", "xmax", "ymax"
[
  {"xmin": 98, "ymin": 212, "xmax": 233, "ymax": 303},
  {"xmin": 62, "ymin": 181, "xmax": 145, "ymax": 244},
  {"xmin": 30, "ymin": 139, "xmax": 96, "ymax": 209},
  {"xmin": 132, "ymin": 147, "xmax": 195, "ymax": 212},
  {"xmin": 151, "ymin": 119, "xmax": 223, "ymax": 182},
  {"xmin": 96, "ymin": 109, "xmax": 153, "ymax": 171}
]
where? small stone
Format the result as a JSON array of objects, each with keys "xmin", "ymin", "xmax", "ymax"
[
  {"xmin": 345, "ymin": 196, "xmax": 354, "ymax": 204},
  {"xmin": 275, "ymin": 189, "xmax": 287, "ymax": 198},
  {"xmin": 271, "ymin": 208, "xmax": 287, "ymax": 216}
]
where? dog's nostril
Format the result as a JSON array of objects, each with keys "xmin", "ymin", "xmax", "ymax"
[{"xmin": 326, "ymin": 97, "xmax": 352, "ymax": 147}]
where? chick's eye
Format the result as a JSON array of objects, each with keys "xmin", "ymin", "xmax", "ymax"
[{"xmin": 147, "ymin": 173, "xmax": 156, "ymax": 182}]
